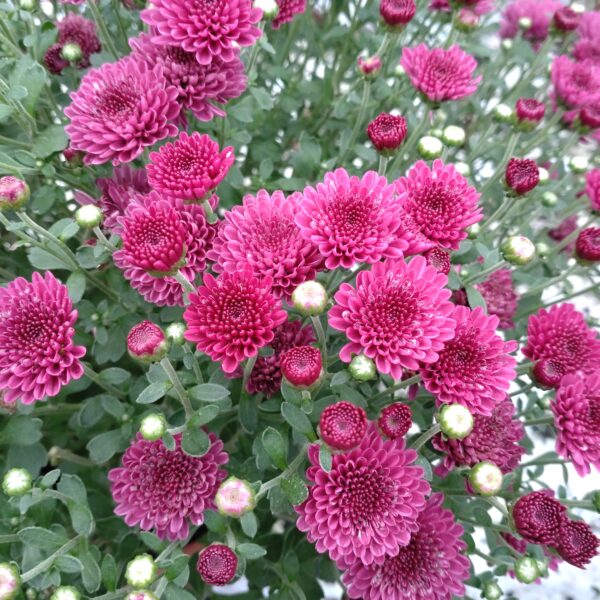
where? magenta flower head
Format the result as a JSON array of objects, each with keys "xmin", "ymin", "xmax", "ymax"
[
  {"xmin": 109, "ymin": 432, "xmax": 228, "ymax": 540},
  {"xmin": 585, "ymin": 168, "xmax": 600, "ymax": 212},
  {"xmin": 0, "ymin": 272, "xmax": 86, "ymax": 405},
  {"xmin": 395, "ymin": 160, "xmax": 482, "ymax": 252},
  {"xmin": 127, "ymin": 321, "xmax": 169, "ymax": 363},
  {"xmin": 148, "ymin": 132, "xmax": 233, "ymax": 203},
  {"xmin": 196, "ymin": 544, "xmax": 237, "ymax": 586},
  {"xmin": 319, "ymin": 401, "xmax": 367, "ymax": 451},
  {"xmin": 579, "ymin": 105, "xmax": 600, "ymax": 131},
  {"xmin": 556, "ymin": 519, "xmax": 600, "ymax": 568},
  {"xmin": 272, "ymin": 0, "xmax": 306, "ymax": 29},
  {"xmin": 515, "ymin": 98, "xmax": 545, "ymax": 130},
  {"xmin": 475, "ymin": 269, "xmax": 518, "ymax": 330},
  {"xmin": 400, "ymin": 44, "xmax": 481, "ymax": 104},
  {"xmin": 367, "ymin": 113, "xmax": 408, "ymax": 154},
  {"xmin": 553, "ymin": 6, "xmax": 580, "ymax": 32},
  {"xmin": 329, "ymin": 257, "xmax": 456, "ymax": 379},
  {"xmin": 296, "ymin": 168, "xmax": 408, "ymax": 269},
  {"xmin": 551, "ymin": 56, "xmax": 600, "ymax": 109},
  {"xmin": 208, "ymin": 190, "xmax": 323, "ymax": 300},
  {"xmin": 500, "ymin": 0, "xmax": 561, "ymax": 45},
  {"xmin": 142, "ymin": 0, "xmax": 262, "ymax": 65},
  {"xmin": 280, "ymin": 346, "xmax": 323, "ymax": 389},
  {"xmin": 296, "ymin": 423, "xmax": 430, "ymax": 567},
  {"xmin": 424, "ymin": 247, "xmax": 451, "ymax": 275},
  {"xmin": 183, "ymin": 269, "xmax": 287, "ymax": 373},
  {"xmin": 380, "ymin": 0, "xmax": 416, "ymax": 28},
  {"xmin": 552, "ymin": 372, "xmax": 600, "ymax": 477},
  {"xmin": 358, "ymin": 55, "xmax": 382, "ymax": 77},
  {"xmin": 57, "ymin": 14, "xmax": 101, "ymax": 69},
  {"xmin": 44, "ymin": 44, "xmax": 69, "ymax": 75},
  {"xmin": 575, "ymin": 227, "xmax": 600, "ymax": 263},
  {"xmin": 342, "ymin": 493, "xmax": 470, "ymax": 600},
  {"xmin": 0, "ymin": 176, "xmax": 29, "ymax": 211},
  {"xmin": 421, "ymin": 306, "xmax": 517, "ymax": 416},
  {"xmin": 64, "ymin": 56, "xmax": 179, "ymax": 166},
  {"xmin": 512, "ymin": 490, "xmax": 567, "ymax": 545},
  {"xmin": 523, "ymin": 303, "xmax": 600, "ymax": 388},
  {"xmin": 505, "ymin": 158, "xmax": 540, "ymax": 195},
  {"xmin": 378, "ymin": 403, "xmax": 412, "ymax": 439}
]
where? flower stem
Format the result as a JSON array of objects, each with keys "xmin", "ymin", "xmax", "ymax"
[
  {"xmin": 184, "ymin": 343, "xmax": 204, "ymax": 383},
  {"xmin": 370, "ymin": 374, "xmax": 420, "ymax": 404},
  {"xmin": 201, "ymin": 199, "xmax": 218, "ymax": 224},
  {"xmin": 522, "ymin": 416, "xmax": 554, "ymax": 427},
  {"xmin": 240, "ymin": 354, "xmax": 258, "ymax": 402},
  {"xmin": 87, "ymin": 0, "xmax": 120, "ymax": 60},
  {"xmin": 339, "ymin": 79, "xmax": 371, "ymax": 165},
  {"xmin": 173, "ymin": 271, "xmax": 195, "ymax": 305},
  {"xmin": 389, "ymin": 108, "xmax": 430, "ymax": 175},
  {"xmin": 160, "ymin": 357, "xmax": 193, "ymax": 418},
  {"xmin": 378, "ymin": 154, "xmax": 389, "ymax": 176},
  {"xmin": 310, "ymin": 315, "xmax": 328, "ymax": 374},
  {"xmin": 21, "ymin": 535, "xmax": 83, "ymax": 582},
  {"xmin": 478, "ymin": 132, "xmax": 520, "ymax": 202},
  {"xmin": 257, "ymin": 444, "xmax": 308, "ymax": 500},
  {"xmin": 462, "ymin": 260, "xmax": 508, "ymax": 286},
  {"xmin": 83, "ymin": 364, "xmax": 126, "ymax": 399},
  {"xmin": 93, "ymin": 226, "xmax": 118, "ymax": 252},
  {"xmin": 410, "ymin": 422, "xmax": 441, "ymax": 451}
]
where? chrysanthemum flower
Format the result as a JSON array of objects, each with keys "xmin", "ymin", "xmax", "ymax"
[
  {"xmin": 424, "ymin": 247, "xmax": 451, "ymax": 275},
  {"xmin": 522, "ymin": 303, "xmax": 600, "ymax": 387},
  {"xmin": 148, "ymin": 132, "xmax": 234, "ymax": 203},
  {"xmin": 505, "ymin": 158, "xmax": 540, "ymax": 195},
  {"xmin": 551, "ymin": 56, "xmax": 600, "ymax": 109},
  {"xmin": 400, "ymin": 44, "xmax": 481, "ymax": 103},
  {"xmin": 394, "ymin": 160, "xmax": 482, "ymax": 250},
  {"xmin": 548, "ymin": 215, "xmax": 578, "ymax": 252},
  {"xmin": 573, "ymin": 11, "xmax": 600, "ymax": 62},
  {"xmin": 475, "ymin": 269, "xmax": 518, "ymax": 330},
  {"xmin": 196, "ymin": 544, "xmax": 237, "ymax": 585},
  {"xmin": 209, "ymin": 190, "xmax": 323, "ymax": 299},
  {"xmin": 342, "ymin": 493, "xmax": 470, "ymax": 600},
  {"xmin": 512, "ymin": 491, "xmax": 566, "ymax": 545},
  {"xmin": 553, "ymin": 6, "xmax": 580, "ymax": 32},
  {"xmin": 296, "ymin": 169, "xmax": 407, "ymax": 269},
  {"xmin": 580, "ymin": 105, "xmax": 600, "ymax": 130},
  {"xmin": 0, "ymin": 176, "xmax": 29, "ymax": 212},
  {"xmin": 272, "ymin": 0, "xmax": 306, "ymax": 29},
  {"xmin": 329, "ymin": 257, "xmax": 456, "ymax": 379},
  {"xmin": 44, "ymin": 43, "xmax": 69, "ymax": 75},
  {"xmin": 184, "ymin": 269, "xmax": 287, "ymax": 373},
  {"xmin": 127, "ymin": 321, "xmax": 169, "ymax": 363},
  {"xmin": 319, "ymin": 401, "xmax": 367, "ymax": 451},
  {"xmin": 64, "ymin": 57, "xmax": 179, "ymax": 166},
  {"xmin": 280, "ymin": 346, "xmax": 322, "ymax": 389},
  {"xmin": 380, "ymin": 0, "xmax": 416, "ymax": 27},
  {"xmin": 0, "ymin": 272, "xmax": 86, "ymax": 405},
  {"xmin": 515, "ymin": 98, "xmax": 545, "ymax": 126},
  {"xmin": 296, "ymin": 424, "xmax": 430, "ymax": 567},
  {"xmin": 429, "ymin": 0, "xmax": 493, "ymax": 16},
  {"xmin": 585, "ymin": 169, "xmax": 600, "ymax": 212},
  {"xmin": 433, "ymin": 398, "xmax": 524, "ymax": 475},
  {"xmin": 57, "ymin": 14, "xmax": 101, "ymax": 69},
  {"xmin": 421, "ymin": 306, "xmax": 517, "ymax": 415},
  {"xmin": 500, "ymin": 0, "xmax": 562, "ymax": 45},
  {"xmin": 108, "ymin": 432, "xmax": 228, "ymax": 540},
  {"xmin": 366, "ymin": 113, "xmax": 408, "ymax": 153},
  {"xmin": 141, "ymin": 0, "xmax": 262, "ymax": 65},
  {"xmin": 575, "ymin": 227, "xmax": 600, "ymax": 262},
  {"xmin": 378, "ymin": 403, "xmax": 412, "ymax": 439},
  {"xmin": 130, "ymin": 34, "xmax": 246, "ymax": 123},
  {"xmin": 556, "ymin": 519, "xmax": 600, "ymax": 568},
  {"xmin": 552, "ymin": 372, "xmax": 600, "ymax": 476}
]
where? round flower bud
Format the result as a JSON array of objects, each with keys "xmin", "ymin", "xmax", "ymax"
[
  {"xmin": 569, "ymin": 155, "xmax": 589, "ymax": 174},
  {"xmin": 537, "ymin": 167, "xmax": 550, "ymax": 185},
  {"xmin": 514, "ymin": 556, "xmax": 539, "ymax": 584},
  {"xmin": 19, "ymin": 0, "xmax": 36, "ymax": 9},
  {"xmin": 512, "ymin": 491, "xmax": 566, "ymax": 545},
  {"xmin": 553, "ymin": 6, "xmax": 580, "ymax": 32},
  {"xmin": 493, "ymin": 103, "xmax": 514, "ymax": 124},
  {"xmin": 61, "ymin": 42, "xmax": 83, "ymax": 63},
  {"xmin": 424, "ymin": 247, "xmax": 451, "ymax": 275},
  {"xmin": 75, "ymin": 205, "xmax": 103, "ymax": 229},
  {"xmin": 215, "ymin": 476, "xmax": 256, "ymax": 517},
  {"xmin": 291, "ymin": 281, "xmax": 328, "ymax": 316},
  {"xmin": 357, "ymin": 55, "xmax": 382, "ymax": 78},
  {"xmin": 441, "ymin": 125, "xmax": 466, "ymax": 147},
  {"xmin": 125, "ymin": 555, "xmax": 157, "ymax": 588},
  {"xmin": 482, "ymin": 581, "xmax": 502, "ymax": 600},
  {"xmin": 575, "ymin": 227, "xmax": 600, "ymax": 263},
  {"xmin": 438, "ymin": 404, "xmax": 474, "ymax": 440},
  {"xmin": 515, "ymin": 98, "xmax": 545, "ymax": 131},
  {"xmin": 571, "ymin": 2, "xmax": 585, "ymax": 13},
  {"xmin": 126, "ymin": 592, "xmax": 159, "ymax": 600},
  {"xmin": 367, "ymin": 113, "xmax": 408, "ymax": 154},
  {"xmin": 454, "ymin": 161, "xmax": 471, "ymax": 177},
  {"xmin": 50, "ymin": 586, "xmax": 81, "ymax": 600},
  {"xmin": 466, "ymin": 223, "xmax": 480, "ymax": 239},
  {"xmin": 501, "ymin": 235, "xmax": 536, "ymax": 265},
  {"xmin": 254, "ymin": 0, "xmax": 279, "ymax": 19},
  {"xmin": 127, "ymin": 321, "xmax": 169, "ymax": 363},
  {"xmin": 348, "ymin": 354, "xmax": 376, "ymax": 382},
  {"xmin": 455, "ymin": 8, "xmax": 479, "ymax": 32},
  {"xmin": 394, "ymin": 64, "xmax": 406, "ymax": 77},
  {"xmin": 579, "ymin": 106, "xmax": 600, "ymax": 131},
  {"xmin": 518, "ymin": 16, "xmax": 532, "ymax": 30},
  {"xmin": 165, "ymin": 322, "xmax": 186, "ymax": 345},
  {"xmin": 0, "ymin": 563, "xmax": 20, "ymax": 600},
  {"xmin": 139, "ymin": 413, "xmax": 167, "ymax": 441},
  {"xmin": 0, "ymin": 176, "xmax": 29, "ymax": 211},
  {"xmin": 378, "ymin": 403, "xmax": 412, "ymax": 439},
  {"xmin": 505, "ymin": 158, "xmax": 539, "ymax": 196},
  {"xmin": 280, "ymin": 346, "xmax": 323, "ymax": 390},
  {"xmin": 319, "ymin": 401, "xmax": 367, "ymax": 451},
  {"xmin": 25, "ymin": 589, "xmax": 35, "ymax": 600},
  {"xmin": 541, "ymin": 191, "xmax": 558, "ymax": 207},
  {"xmin": 469, "ymin": 461, "xmax": 503, "ymax": 496},
  {"xmin": 535, "ymin": 241, "xmax": 551, "ymax": 258},
  {"xmin": 417, "ymin": 135, "xmax": 444, "ymax": 159},
  {"xmin": 196, "ymin": 544, "xmax": 237, "ymax": 586},
  {"xmin": 380, "ymin": 0, "xmax": 416, "ymax": 28},
  {"xmin": 2, "ymin": 468, "xmax": 32, "ymax": 497},
  {"xmin": 430, "ymin": 128, "xmax": 443, "ymax": 139},
  {"xmin": 592, "ymin": 491, "xmax": 600, "ymax": 512},
  {"xmin": 501, "ymin": 39, "xmax": 513, "ymax": 51},
  {"xmin": 532, "ymin": 358, "xmax": 564, "ymax": 389}
]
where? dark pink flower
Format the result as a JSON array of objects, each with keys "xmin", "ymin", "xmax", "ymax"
[
  {"xmin": 378, "ymin": 403, "xmax": 412, "ymax": 439},
  {"xmin": 127, "ymin": 321, "xmax": 168, "ymax": 362},
  {"xmin": 548, "ymin": 215, "xmax": 578, "ymax": 252},
  {"xmin": 329, "ymin": 257, "xmax": 456, "ymax": 379},
  {"xmin": 434, "ymin": 398, "xmax": 524, "ymax": 475},
  {"xmin": 585, "ymin": 169, "xmax": 600, "ymax": 212},
  {"xmin": 500, "ymin": 0, "xmax": 562, "ymax": 45},
  {"xmin": 319, "ymin": 401, "xmax": 367, "ymax": 451},
  {"xmin": 196, "ymin": 544, "xmax": 237, "ymax": 585},
  {"xmin": 208, "ymin": 190, "xmax": 323, "ymax": 299},
  {"xmin": 44, "ymin": 43, "xmax": 69, "ymax": 75},
  {"xmin": 551, "ymin": 56, "xmax": 600, "ymax": 109},
  {"xmin": 424, "ymin": 247, "xmax": 451, "ymax": 275},
  {"xmin": 342, "ymin": 493, "xmax": 470, "ymax": 600},
  {"xmin": 475, "ymin": 269, "xmax": 518, "ymax": 330},
  {"xmin": 183, "ymin": 269, "xmax": 287, "ymax": 373},
  {"xmin": 358, "ymin": 55, "xmax": 382, "ymax": 76},
  {"xmin": 57, "ymin": 14, "xmax": 101, "ymax": 68},
  {"xmin": 553, "ymin": 7, "xmax": 580, "ymax": 32},
  {"xmin": 574, "ymin": 11, "xmax": 600, "ymax": 63},
  {"xmin": 516, "ymin": 98, "xmax": 545, "ymax": 125},
  {"xmin": 296, "ymin": 168, "xmax": 408, "ymax": 269},
  {"xmin": 576, "ymin": 227, "xmax": 600, "ymax": 262},
  {"xmin": 280, "ymin": 346, "xmax": 322, "ymax": 388},
  {"xmin": 0, "ymin": 272, "xmax": 85, "ymax": 405},
  {"xmin": 505, "ymin": 158, "xmax": 540, "ymax": 195},
  {"xmin": 395, "ymin": 160, "xmax": 482, "ymax": 250},
  {"xmin": 296, "ymin": 424, "xmax": 430, "ymax": 567},
  {"xmin": 64, "ymin": 56, "xmax": 179, "ymax": 166},
  {"xmin": 429, "ymin": 0, "xmax": 493, "ymax": 16},
  {"xmin": 142, "ymin": 0, "xmax": 262, "ymax": 65},
  {"xmin": 108, "ymin": 432, "xmax": 228, "ymax": 540},
  {"xmin": 148, "ymin": 132, "xmax": 234, "ymax": 203},
  {"xmin": 512, "ymin": 491, "xmax": 567, "ymax": 546},
  {"xmin": 272, "ymin": 0, "xmax": 306, "ymax": 29},
  {"xmin": 400, "ymin": 44, "xmax": 481, "ymax": 103},
  {"xmin": 556, "ymin": 519, "xmax": 600, "ymax": 568},
  {"xmin": 367, "ymin": 113, "xmax": 408, "ymax": 153},
  {"xmin": 380, "ymin": 0, "xmax": 416, "ymax": 27},
  {"xmin": 580, "ymin": 105, "xmax": 600, "ymax": 130}
]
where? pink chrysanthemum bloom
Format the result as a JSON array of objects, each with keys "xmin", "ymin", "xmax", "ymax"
[
  {"xmin": 512, "ymin": 490, "xmax": 567, "ymax": 546},
  {"xmin": 148, "ymin": 132, "xmax": 234, "ymax": 203},
  {"xmin": 378, "ymin": 403, "xmax": 412, "ymax": 439},
  {"xmin": 114, "ymin": 193, "xmax": 216, "ymax": 306},
  {"xmin": 109, "ymin": 432, "xmax": 228, "ymax": 540},
  {"xmin": 64, "ymin": 56, "xmax": 179, "ymax": 166},
  {"xmin": 357, "ymin": 55, "xmax": 383, "ymax": 76},
  {"xmin": 548, "ymin": 215, "xmax": 578, "ymax": 253},
  {"xmin": 500, "ymin": 0, "xmax": 562, "ymax": 45},
  {"xmin": 342, "ymin": 493, "xmax": 470, "ymax": 600},
  {"xmin": 367, "ymin": 113, "xmax": 408, "ymax": 153},
  {"xmin": 429, "ymin": 0, "xmax": 494, "ymax": 16},
  {"xmin": 556, "ymin": 519, "xmax": 600, "ymax": 568},
  {"xmin": 395, "ymin": 160, "xmax": 482, "ymax": 251},
  {"xmin": 209, "ymin": 190, "xmax": 323, "ymax": 299},
  {"xmin": 329, "ymin": 257, "xmax": 456, "ymax": 379},
  {"xmin": 516, "ymin": 98, "xmax": 545, "ymax": 126},
  {"xmin": 196, "ymin": 544, "xmax": 237, "ymax": 585},
  {"xmin": 552, "ymin": 372, "xmax": 600, "ymax": 477},
  {"xmin": 433, "ymin": 398, "xmax": 524, "ymax": 476},
  {"xmin": 400, "ymin": 44, "xmax": 481, "ymax": 103},
  {"xmin": 576, "ymin": 227, "xmax": 600, "ymax": 262},
  {"xmin": 573, "ymin": 11, "xmax": 600, "ymax": 63},
  {"xmin": 296, "ymin": 169, "xmax": 408, "ymax": 269},
  {"xmin": 475, "ymin": 269, "xmax": 518, "ymax": 330},
  {"xmin": 280, "ymin": 346, "xmax": 322, "ymax": 389},
  {"xmin": 272, "ymin": 0, "xmax": 306, "ymax": 29},
  {"xmin": 141, "ymin": 0, "xmax": 262, "ymax": 65},
  {"xmin": 551, "ymin": 56, "xmax": 600, "ymax": 109},
  {"xmin": 585, "ymin": 168, "xmax": 600, "ymax": 212},
  {"xmin": 380, "ymin": 0, "xmax": 416, "ymax": 27},
  {"xmin": 296, "ymin": 423, "xmax": 430, "ymax": 567},
  {"xmin": 505, "ymin": 158, "xmax": 540, "ymax": 195},
  {"xmin": 184, "ymin": 269, "xmax": 287, "ymax": 373},
  {"xmin": 319, "ymin": 401, "xmax": 368, "ymax": 451},
  {"xmin": 0, "ymin": 272, "xmax": 86, "ymax": 405},
  {"xmin": 57, "ymin": 14, "xmax": 101, "ymax": 69},
  {"xmin": 522, "ymin": 303, "xmax": 600, "ymax": 388},
  {"xmin": 44, "ymin": 43, "xmax": 69, "ymax": 75},
  {"xmin": 130, "ymin": 33, "xmax": 246, "ymax": 123},
  {"xmin": 553, "ymin": 6, "xmax": 580, "ymax": 32},
  {"xmin": 424, "ymin": 247, "xmax": 451, "ymax": 275}
]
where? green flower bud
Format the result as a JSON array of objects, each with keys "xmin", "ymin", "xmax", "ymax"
[
  {"xmin": 254, "ymin": 0, "xmax": 279, "ymax": 19},
  {"xmin": 215, "ymin": 476, "xmax": 256, "ymax": 517},
  {"xmin": 18, "ymin": 0, "xmax": 36, "ymax": 10},
  {"xmin": 430, "ymin": 128, "xmax": 444, "ymax": 139},
  {"xmin": 139, "ymin": 414, "xmax": 167, "ymax": 442},
  {"xmin": 501, "ymin": 39, "xmax": 513, "ymax": 51},
  {"xmin": 50, "ymin": 587, "xmax": 81, "ymax": 600},
  {"xmin": 442, "ymin": 125, "xmax": 466, "ymax": 147},
  {"xmin": 165, "ymin": 322, "xmax": 186, "ymax": 345},
  {"xmin": 2, "ymin": 468, "xmax": 32, "ymax": 497},
  {"xmin": 569, "ymin": 155, "xmax": 589, "ymax": 173},
  {"xmin": 469, "ymin": 461, "xmax": 503, "ymax": 496},
  {"xmin": 518, "ymin": 16, "xmax": 533, "ymax": 30},
  {"xmin": 292, "ymin": 281, "xmax": 328, "ymax": 316},
  {"xmin": 535, "ymin": 242, "xmax": 551, "ymax": 258},
  {"xmin": 438, "ymin": 404, "xmax": 474, "ymax": 440},
  {"xmin": 348, "ymin": 354, "xmax": 377, "ymax": 382},
  {"xmin": 417, "ymin": 135, "xmax": 444, "ymax": 159},
  {"xmin": 501, "ymin": 236, "xmax": 536, "ymax": 265},
  {"xmin": 537, "ymin": 167, "xmax": 550, "ymax": 185},
  {"xmin": 394, "ymin": 64, "xmax": 406, "ymax": 77},
  {"xmin": 466, "ymin": 223, "xmax": 480, "ymax": 239},
  {"xmin": 75, "ymin": 205, "xmax": 103, "ymax": 228},
  {"xmin": 482, "ymin": 581, "xmax": 502, "ymax": 600},
  {"xmin": 514, "ymin": 556, "xmax": 539, "ymax": 583},
  {"xmin": 0, "ymin": 563, "xmax": 20, "ymax": 600},
  {"xmin": 61, "ymin": 43, "xmax": 83, "ymax": 63},
  {"xmin": 125, "ymin": 555, "xmax": 157, "ymax": 589},
  {"xmin": 455, "ymin": 162, "xmax": 471, "ymax": 177},
  {"xmin": 541, "ymin": 191, "xmax": 558, "ymax": 207},
  {"xmin": 493, "ymin": 104, "xmax": 514, "ymax": 124}
]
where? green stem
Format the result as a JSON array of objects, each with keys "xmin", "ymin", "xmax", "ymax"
[
  {"xmin": 410, "ymin": 423, "xmax": 441, "ymax": 451},
  {"xmin": 184, "ymin": 343, "xmax": 204, "ymax": 383},
  {"xmin": 173, "ymin": 271, "xmax": 195, "ymax": 305},
  {"xmin": 478, "ymin": 132, "xmax": 520, "ymax": 201},
  {"xmin": 463, "ymin": 260, "xmax": 508, "ymax": 286},
  {"xmin": 0, "ymin": 134, "xmax": 30, "ymax": 149},
  {"xmin": 50, "ymin": 448, "xmax": 98, "ymax": 467},
  {"xmin": 508, "ymin": 36, "xmax": 554, "ymax": 101},
  {"xmin": 240, "ymin": 354, "xmax": 258, "ymax": 401},
  {"xmin": 160, "ymin": 357, "xmax": 193, "ymax": 418},
  {"xmin": 546, "ymin": 214, "xmax": 597, "ymax": 258},
  {"xmin": 310, "ymin": 315, "xmax": 328, "ymax": 374},
  {"xmin": 378, "ymin": 154, "xmax": 389, "ymax": 176},
  {"xmin": 389, "ymin": 108, "xmax": 430, "ymax": 175},
  {"xmin": 519, "ymin": 109, "xmax": 564, "ymax": 155},
  {"xmin": 201, "ymin": 199, "xmax": 218, "ymax": 224},
  {"xmin": 339, "ymin": 80, "xmax": 371, "ymax": 165},
  {"xmin": 88, "ymin": 0, "xmax": 120, "ymax": 60},
  {"xmin": 93, "ymin": 226, "xmax": 118, "ymax": 252},
  {"xmin": 0, "ymin": 534, "xmax": 19, "ymax": 544},
  {"xmin": 370, "ymin": 374, "xmax": 420, "ymax": 404},
  {"xmin": 257, "ymin": 444, "xmax": 308, "ymax": 499},
  {"xmin": 521, "ymin": 263, "xmax": 580, "ymax": 298},
  {"xmin": 246, "ymin": 21, "xmax": 267, "ymax": 79},
  {"xmin": 21, "ymin": 535, "xmax": 83, "ymax": 582},
  {"xmin": 83, "ymin": 364, "xmax": 127, "ymax": 399},
  {"xmin": 522, "ymin": 416, "xmax": 554, "ymax": 427}
]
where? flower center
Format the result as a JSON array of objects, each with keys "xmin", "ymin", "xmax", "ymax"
[{"xmin": 96, "ymin": 80, "xmax": 138, "ymax": 121}]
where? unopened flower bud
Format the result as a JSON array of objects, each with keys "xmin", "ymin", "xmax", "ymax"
[
  {"xmin": 537, "ymin": 167, "xmax": 549, "ymax": 185},
  {"xmin": 456, "ymin": 8, "xmax": 479, "ymax": 32},
  {"xmin": 455, "ymin": 162, "xmax": 471, "ymax": 177},
  {"xmin": 75, "ymin": 205, "xmax": 103, "ymax": 228},
  {"xmin": 197, "ymin": 544, "xmax": 237, "ymax": 586},
  {"xmin": 50, "ymin": 587, "xmax": 81, "ymax": 600},
  {"xmin": 541, "ymin": 191, "xmax": 558, "ymax": 207},
  {"xmin": 535, "ymin": 241, "xmax": 551, "ymax": 258},
  {"xmin": 417, "ymin": 135, "xmax": 444, "ymax": 159},
  {"xmin": 493, "ymin": 104, "xmax": 514, "ymax": 124},
  {"xmin": 0, "ymin": 563, "xmax": 20, "ymax": 600},
  {"xmin": 357, "ymin": 55, "xmax": 382, "ymax": 77},
  {"xmin": 19, "ymin": 0, "xmax": 36, "ymax": 10},
  {"xmin": 501, "ymin": 235, "xmax": 536, "ymax": 265},
  {"xmin": 378, "ymin": 403, "xmax": 412, "ymax": 439},
  {"xmin": 127, "ymin": 321, "xmax": 169, "ymax": 363},
  {"xmin": 438, "ymin": 404, "xmax": 474, "ymax": 440},
  {"xmin": 380, "ymin": 0, "xmax": 416, "ymax": 29},
  {"xmin": 553, "ymin": 6, "xmax": 580, "ymax": 32},
  {"xmin": 254, "ymin": 0, "xmax": 279, "ymax": 19},
  {"xmin": 469, "ymin": 461, "xmax": 503, "ymax": 496},
  {"xmin": 349, "ymin": 354, "xmax": 376, "ymax": 381},
  {"xmin": 2, "ymin": 468, "xmax": 32, "ymax": 497},
  {"xmin": 569, "ymin": 155, "xmax": 589, "ymax": 174},
  {"xmin": 575, "ymin": 227, "xmax": 600, "ymax": 263},
  {"xmin": 515, "ymin": 98, "xmax": 545, "ymax": 131},
  {"xmin": 466, "ymin": 223, "xmax": 480, "ymax": 239},
  {"xmin": 482, "ymin": 581, "xmax": 502, "ymax": 600},
  {"xmin": 165, "ymin": 322, "xmax": 186, "ymax": 345},
  {"xmin": 139, "ymin": 413, "xmax": 167, "ymax": 441},
  {"xmin": 579, "ymin": 106, "xmax": 600, "ymax": 131},
  {"xmin": 125, "ymin": 555, "xmax": 157, "ymax": 588},
  {"xmin": 501, "ymin": 39, "xmax": 513, "ymax": 51},
  {"xmin": 61, "ymin": 43, "xmax": 82, "ymax": 63},
  {"xmin": 215, "ymin": 476, "xmax": 256, "ymax": 517},
  {"xmin": 0, "ymin": 176, "xmax": 29, "ymax": 211},
  {"xmin": 320, "ymin": 401, "xmax": 367, "ymax": 451},
  {"xmin": 515, "ymin": 556, "xmax": 539, "ymax": 583},
  {"xmin": 280, "ymin": 346, "xmax": 323, "ymax": 389},
  {"xmin": 126, "ymin": 592, "xmax": 159, "ymax": 600},
  {"xmin": 367, "ymin": 113, "xmax": 408, "ymax": 154},
  {"xmin": 518, "ymin": 16, "xmax": 532, "ymax": 30},
  {"xmin": 505, "ymin": 158, "xmax": 539, "ymax": 196},
  {"xmin": 441, "ymin": 125, "xmax": 466, "ymax": 147},
  {"xmin": 292, "ymin": 281, "xmax": 327, "ymax": 316},
  {"xmin": 394, "ymin": 64, "xmax": 406, "ymax": 77}
]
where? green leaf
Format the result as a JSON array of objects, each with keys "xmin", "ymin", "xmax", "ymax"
[
  {"xmin": 262, "ymin": 427, "xmax": 287, "ymax": 470},
  {"xmin": 80, "ymin": 550, "xmax": 102, "ymax": 593},
  {"xmin": 101, "ymin": 554, "xmax": 118, "ymax": 591},
  {"xmin": 139, "ymin": 531, "xmax": 164, "ymax": 552},
  {"xmin": 164, "ymin": 584, "xmax": 196, "ymax": 600},
  {"xmin": 203, "ymin": 510, "xmax": 227, "ymax": 534},
  {"xmin": 166, "ymin": 555, "xmax": 189, "ymax": 580},
  {"xmin": 0, "ymin": 415, "xmax": 42, "ymax": 446},
  {"xmin": 240, "ymin": 511, "xmax": 258, "ymax": 539},
  {"xmin": 34, "ymin": 125, "xmax": 69, "ymax": 158},
  {"xmin": 280, "ymin": 473, "xmax": 309, "ymax": 506},
  {"xmin": 40, "ymin": 469, "xmax": 61, "ymax": 489},
  {"xmin": 414, "ymin": 456, "xmax": 433, "ymax": 481},
  {"xmin": 162, "ymin": 431, "xmax": 176, "ymax": 451},
  {"xmin": 67, "ymin": 502, "xmax": 94, "ymax": 536},
  {"xmin": 188, "ymin": 404, "xmax": 220, "ymax": 427},
  {"xmin": 319, "ymin": 445, "xmax": 332, "ymax": 473},
  {"xmin": 99, "ymin": 367, "xmax": 130, "ymax": 385},
  {"xmin": 66, "ymin": 271, "xmax": 86, "ymax": 303},
  {"xmin": 181, "ymin": 428, "xmax": 210, "ymax": 457},
  {"xmin": 281, "ymin": 402, "xmax": 315, "ymax": 438},
  {"xmin": 10, "ymin": 57, "xmax": 47, "ymax": 112},
  {"xmin": 466, "ymin": 286, "xmax": 487, "ymax": 311},
  {"xmin": 57, "ymin": 474, "xmax": 88, "ymax": 504},
  {"xmin": 236, "ymin": 543, "xmax": 267, "ymax": 560},
  {"xmin": 87, "ymin": 430, "xmax": 123, "ymax": 464},
  {"xmin": 55, "ymin": 555, "xmax": 83, "ymax": 574},
  {"xmin": 239, "ymin": 393, "xmax": 258, "ymax": 433},
  {"xmin": 28, "ymin": 247, "xmax": 71, "ymax": 270},
  {"xmin": 189, "ymin": 383, "xmax": 230, "ymax": 403},
  {"xmin": 137, "ymin": 380, "xmax": 172, "ymax": 404},
  {"xmin": 250, "ymin": 87, "xmax": 274, "ymax": 110},
  {"xmin": 18, "ymin": 527, "xmax": 67, "ymax": 550}
]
